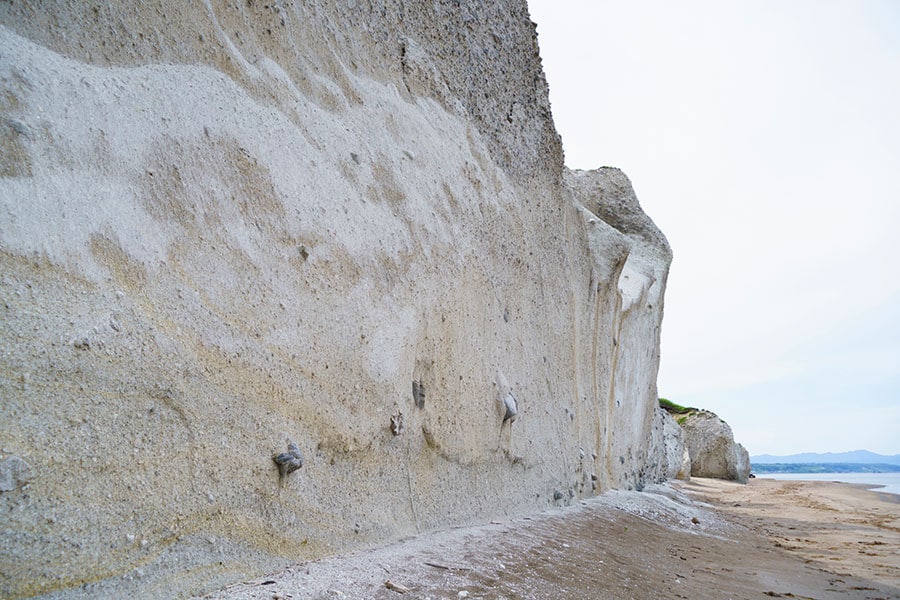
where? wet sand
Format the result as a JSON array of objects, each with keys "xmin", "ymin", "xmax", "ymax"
[
  {"xmin": 197, "ymin": 479, "xmax": 900, "ymax": 600},
  {"xmin": 680, "ymin": 477, "xmax": 900, "ymax": 594}
]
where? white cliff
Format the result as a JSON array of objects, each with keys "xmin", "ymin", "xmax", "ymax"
[
  {"xmin": 0, "ymin": 1, "xmax": 675, "ymax": 597},
  {"xmin": 681, "ymin": 410, "xmax": 752, "ymax": 484}
]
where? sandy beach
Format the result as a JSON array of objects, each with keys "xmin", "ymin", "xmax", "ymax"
[
  {"xmin": 197, "ymin": 478, "xmax": 899, "ymax": 600},
  {"xmin": 681, "ymin": 477, "xmax": 900, "ymax": 595}
]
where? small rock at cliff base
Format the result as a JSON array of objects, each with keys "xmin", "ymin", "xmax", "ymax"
[{"xmin": 384, "ymin": 580, "xmax": 410, "ymax": 593}]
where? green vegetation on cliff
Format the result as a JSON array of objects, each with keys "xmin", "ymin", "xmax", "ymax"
[{"xmin": 658, "ymin": 398, "xmax": 696, "ymax": 415}]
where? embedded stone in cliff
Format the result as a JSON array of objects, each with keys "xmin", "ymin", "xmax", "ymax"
[{"xmin": 0, "ymin": 456, "xmax": 31, "ymax": 492}]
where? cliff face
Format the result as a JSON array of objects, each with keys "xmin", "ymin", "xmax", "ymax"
[{"xmin": 0, "ymin": 2, "xmax": 673, "ymax": 597}]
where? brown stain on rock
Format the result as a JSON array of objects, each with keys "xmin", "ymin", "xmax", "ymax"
[
  {"xmin": 1, "ymin": 89, "xmax": 33, "ymax": 178},
  {"xmin": 89, "ymin": 234, "xmax": 150, "ymax": 293}
]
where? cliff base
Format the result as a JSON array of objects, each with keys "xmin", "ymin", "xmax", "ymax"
[{"xmin": 198, "ymin": 480, "xmax": 900, "ymax": 600}]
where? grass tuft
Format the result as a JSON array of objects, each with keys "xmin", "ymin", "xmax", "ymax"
[{"xmin": 658, "ymin": 398, "xmax": 696, "ymax": 415}]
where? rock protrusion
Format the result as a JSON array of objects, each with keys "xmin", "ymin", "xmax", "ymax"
[
  {"xmin": 273, "ymin": 440, "xmax": 304, "ymax": 480},
  {"xmin": 502, "ymin": 393, "xmax": 518, "ymax": 424},
  {"xmin": 390, "ymin": 412, "xmax": 404, "ymax": 436},
  {"xmin": 495, "ymin": 371, "xmax": 518, "ymax": 425},
  {"xmin": 0, "ymin": 455, "xmax": 31, "ymax": 492},
  {"xmin": 677, "ymin": 446, "xmax": 692, "ymax": 481},
  {"xmin": 662, "ymin": 408, "xmax": 690, "ymax": 481},
  {"xmin": 680, "ymin": 411, "xmax": 751, "ymax": 483},
  {"xmin": 412, "ymin": 380, "xmax": 426, "ymax": 409}
]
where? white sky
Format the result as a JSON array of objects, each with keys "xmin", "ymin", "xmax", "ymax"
[{"xmin": 527, "ymin": 0, "xmax": 900, "ymax": 455}]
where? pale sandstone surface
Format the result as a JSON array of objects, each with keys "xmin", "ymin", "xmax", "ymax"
[
  {"xmin": 197, "ymin": 480, "xmax": 900, "ymax": 600},
  {"xmin": 1, "ymin": 1, "xmax": 678, "ymax": 598}
]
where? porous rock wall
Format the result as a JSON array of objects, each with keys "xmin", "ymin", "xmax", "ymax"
[{"xmin": 0, "ymin": 2, "xmax": 674, "ymax": 597}]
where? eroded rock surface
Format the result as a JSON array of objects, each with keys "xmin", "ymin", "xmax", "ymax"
[
  {"xmin": 681, "ymin": 410, "xmax": 751, "ymax": 483},
  {"xmin": 0, "ymin": 2, "xmax": 674, "ymax": 597},
  {"xmin": 0, "ymin": 455, "xmax": 31, "ymax": 492}
]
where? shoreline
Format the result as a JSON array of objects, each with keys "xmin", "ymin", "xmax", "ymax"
[
  {"xmin": 753, "ymin": 472, "xmax": 900, "ymax": 497},
  {"xmin": 677, "ymin": 477, "xmax": 900, "ymax": 593},
  {"xmin": 194, "ymin": 478, "xmax": 899, "ymax": 600}
]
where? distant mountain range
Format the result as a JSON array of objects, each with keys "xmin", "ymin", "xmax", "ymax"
[{"xmin": 751, "ymin": 450, "xmax": 900, "ymax": 465}]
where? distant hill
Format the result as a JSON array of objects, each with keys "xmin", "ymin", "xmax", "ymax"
[
  {"xmin": 751, "ymin": 450, "xmax": 900, "ymax": 465},
  {"xmin": 751, "ymin": 463, "xmax": 900, "ymax": 474}
]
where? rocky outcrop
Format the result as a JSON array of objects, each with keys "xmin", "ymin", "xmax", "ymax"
[
  {"xmin": 681, "ymin": 410, "xmax": 751, "ymax": 483},
  {"xmin": 0, "ymin": 2, "xmax": 673, "ymax": 597},
  {"xmin": 734, "ymin": 443, "xmax": 752, "ymax": 481},
  {"xmin": 646, "ymin": 407, "xmax": 690, "ymax": 482}
]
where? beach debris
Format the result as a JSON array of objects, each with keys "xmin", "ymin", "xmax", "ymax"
[
  {"xmin": 385, "ymin": 580, "xmax": 410, "ymax": 593},
  {"xmin": 273, "ymin": 440, "xmax": 304, "ymax": 480},
  {"xmin": 553, "ymin": 489, "xmax": 563, "ymax": 501},
  {"xmin": 691, "ymin": 516, "xmax": 700, "ymax": 524},
  {"xmin": 423, "ymin": 561, "xmax": 472, "ymax": 572}
]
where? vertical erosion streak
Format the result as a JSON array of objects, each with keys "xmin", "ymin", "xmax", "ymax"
[
  {"xmin": 604, "ymin": 292, "xmax": 624, "ymax": 485},
  {"xmin": 567, "ymin": 219, "xmax": 581, "ymax": 439},
  {"xmin": 405, "ymin": 442, "xmax": 421, "ymax": 533},
  {"xmin": 590, "ymin": 274, "xmax": 602, "ymax": 467}
]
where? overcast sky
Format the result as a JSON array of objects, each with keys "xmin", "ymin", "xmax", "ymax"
[{"xmin": 527, "ymin": 0, "xmax": 900, "ymax": 456}]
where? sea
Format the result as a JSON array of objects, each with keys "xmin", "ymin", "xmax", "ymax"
[{"xmin": 758, "ymin": 472, "xmax": 900, "ymax": 496}]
